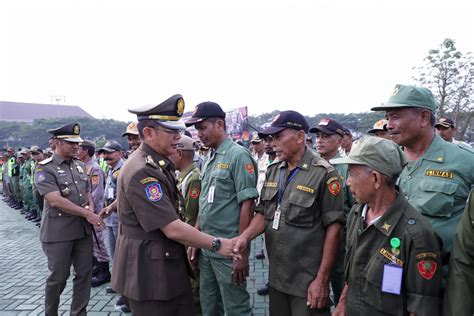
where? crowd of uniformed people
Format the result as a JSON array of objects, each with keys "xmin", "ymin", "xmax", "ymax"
[{"xmin": 0, "ymin": 83, "xmax": 473, "ymax": 316}]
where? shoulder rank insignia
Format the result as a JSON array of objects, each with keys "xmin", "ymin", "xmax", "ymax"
[
  {"xmin": 38, "ymin": 157, "xmax": 53, "ymax": 165},
  {"xmin": 146, "ymin": 155, "xmax": 158, "ymax": 169}
]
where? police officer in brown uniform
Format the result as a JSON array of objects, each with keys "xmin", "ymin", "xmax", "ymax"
[
  {"xmin": 34, "ymin": 122, "xmax": 104, "ymax": 316},
  {"xmin": 111, "ymin": 94, "xmax": 239, "ymax": 315},
  {"xmin": 331, "ymin": 136, "xmax": 442, "ymax": 316}
]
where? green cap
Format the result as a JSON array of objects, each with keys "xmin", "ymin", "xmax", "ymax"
[
  {"xmin": 390, "ymin": 237, "xmax": 401, "ymax": 249},
  {"xmin": 330, "ymin": 136, "xmax": 407, "ymax": 178},
  {"xmin": 371, "ymin": 84, "xmax": 437, "ymax": 112}
]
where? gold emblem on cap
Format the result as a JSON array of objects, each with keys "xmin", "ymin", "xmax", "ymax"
[
  {"xmin": 272, "ymin": 113, "xmax": 281, "ymax": 124},
  {"xmin": 177, "ymin": 98, "xmax": 185, "ymax": 115},
  {"xmin": 391, "ymin": 86, "xmax": 399, "ymax": 96},
  {"xmin": 73, "ymin": 124, "xmax": 80, "ymax": 135}
]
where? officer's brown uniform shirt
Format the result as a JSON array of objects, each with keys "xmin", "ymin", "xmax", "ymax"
[
  {"xmin": 345, "ymin": 193, "xmax": 442, "ymax": 316},
  {"xmin": 111, "ymin": 143, "xmax": 192, "ymax": 301},
  {"xmin": 256, "ymin": 149, "xmax": 344, "ymax": 298},
  {"xmin": 34, "ymin": 153, "xmax": 91, "ymax": 242}
]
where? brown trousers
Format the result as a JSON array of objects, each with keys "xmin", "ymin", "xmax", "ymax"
[
  {"xmin": 42, "ymin": 235, "xmax": 93, "ymax": 316},
  {"xmin": 123, "ymin": 289, "xmax": 195, "ymax": 316}
]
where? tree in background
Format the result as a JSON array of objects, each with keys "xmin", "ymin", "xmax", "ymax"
[{"xmin": 412, "ymin": 38, "xmax": 473, "ymax": 141}]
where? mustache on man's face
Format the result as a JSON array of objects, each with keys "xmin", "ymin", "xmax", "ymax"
[{"xmin": 104, "ymin": 157, "xmax": 113, "ymax": 161}]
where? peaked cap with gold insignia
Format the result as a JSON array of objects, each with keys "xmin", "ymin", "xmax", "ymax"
[
  {"xmin": 47, "ymin": 122, "xmax": 83, "ymax": 143},
  {"xmin": 128, "ymin": 94, "xmax": 186, "ymax": 130}
]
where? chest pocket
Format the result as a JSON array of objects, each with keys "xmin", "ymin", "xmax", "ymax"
[
  {"xmin": 211, "ymin": 169, "xmax": 233, "ymax": 198},
  {"xmin": 361, "ymin": 254, "xmax": 402, "ymax": 314},
  {"xmin": 261, "ymin": 188, "xmax": 278, "ymax": 220},
  {"xmin": 285, "ymin": 190, "xmax": 317, "ymax": 227},
  {"xmin": 418, "ymin": 180, "xmax": 458, "ymax": 218}
]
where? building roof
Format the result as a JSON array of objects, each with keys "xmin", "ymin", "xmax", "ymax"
[{"xmin": 0, "ymin": 101, "xmax": 94, "ymax": 123}]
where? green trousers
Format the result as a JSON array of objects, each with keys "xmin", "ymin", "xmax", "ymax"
[
  {"xmin": 199, "ymin": 252, "xmax": 251, "ymax": 316},
  {"xmin": 269, "ymin": 286, "xmax": 330, "ymax": 316}
]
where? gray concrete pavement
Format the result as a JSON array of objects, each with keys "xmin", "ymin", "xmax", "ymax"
[{"xmin": 0, "ymin": 199, "xmax": 269, "ymax": 315}]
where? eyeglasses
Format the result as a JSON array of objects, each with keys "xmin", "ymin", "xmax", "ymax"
[{"xmin": 154, "ymin": 127, "xmax": 184, "ymax": 136}]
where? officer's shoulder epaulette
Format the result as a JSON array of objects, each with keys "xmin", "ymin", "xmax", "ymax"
[
  {"xmin": 456, "ymin": 143, "xmax": 474, "ymax": 154},
  {"xmin": 267, "ymin": 159, "xmax": 281, "ymax": 169},
  {"xmin": 38, "ymin": 157, "xmax": 53, "ymax": 165},
  {"xmin": 311, "ymin": 156, "xmax": 336, "ymax": 173}
]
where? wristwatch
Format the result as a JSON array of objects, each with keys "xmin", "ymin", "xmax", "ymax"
[{"xmin": 211, "ymin": 237, "xmax": 222, "ymax": 252}]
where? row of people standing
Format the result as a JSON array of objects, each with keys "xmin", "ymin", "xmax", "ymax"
[{"xmin": 18, "ymin": 83, "xmax": 474, "ymax": 316}]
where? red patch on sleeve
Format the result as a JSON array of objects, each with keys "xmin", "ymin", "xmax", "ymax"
[
  {"xmin": 189, "ymin": 188, "xmax": 200, "ymax": 199},
  {"xmin": 328, "ymin": 180, "xmax": 341, "ymax": 196},
  {"xmin": 91, "ymin": 175, "xmax": 100, "ymax": 185},
  {"xmin": 417, "ymin": 260, "xmax": 437, "ymax": 280},
  {"xmin": 245, "ymin": 163, "xmax": 255, "ymax": 174}
]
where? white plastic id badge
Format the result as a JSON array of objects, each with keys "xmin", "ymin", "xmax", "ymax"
[
  {"xmin": 272, "ymin": 206, "xmax": 281, "ymax": 230},
  {"xmin": 208, "ymin": 185, "xmax": 215, "ymax": 203},
  {"xmin": 107, "ymin": 187, "xmax": 114, "ymax": 199},
  {"xmin": 381, "ymin": 264, "xmax": 403, "ymax": 295}
]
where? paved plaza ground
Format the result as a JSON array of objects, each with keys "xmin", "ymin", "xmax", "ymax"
[{"xmin": 0, "ymin": 199, "xmax": 269, "ymax": 315}]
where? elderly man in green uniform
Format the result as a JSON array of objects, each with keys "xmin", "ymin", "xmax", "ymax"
[
  {"xmin": 443, "ymin": 189, "xmax": 474, "ymax": 315},
  {"xmin": 234, "ymin": 110, "xmax": 345, "ymax": 316},
  {"xmin": 169, "ymin": 134, "xmax": 203, "ymax": 314},
  {"xmin": 111, "ymin": 94, "xmax": 239, "ymax": 315},
  {"xmin": 371, "ymin": 84, "xmax": 474, "ymax": 257},
  {"xmin": 310, "ymin": 118, "xmax": 354, "ymax": 305},
  {"xmin": 185, "ymin": 101, "xmax": 258, "ymax": 316},
  {"xmin": 331, "ymin": 136, "xmax": 443, "ymax": 316},
  {"xmin": 34, "ymin": 122, "xmax": 105, "ymax": 316}
]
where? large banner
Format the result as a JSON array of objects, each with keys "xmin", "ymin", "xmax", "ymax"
[{"xmin": 182, "ymin": 106, "xmax": 250, "ymax": 147}]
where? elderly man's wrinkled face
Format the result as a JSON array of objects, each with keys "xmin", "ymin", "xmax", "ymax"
[
  {"xmin": 385, "ymin": 108, "xmax": 425, "ymax": 146},
  {"xmin": 316, "ymin": 133, "xmax": 342, "ymax": 159},
  {"xmin": 271, "ymin": 129, "xmax": 304, "ymax": 162},
  {"xmin": 346, "ymin": 164, "xmax": 374, "ymax": 204}
]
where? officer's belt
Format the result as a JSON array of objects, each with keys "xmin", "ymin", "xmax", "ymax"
[{"xmin": 119, "ymin": 224, "xmax": 162, "ymax": 241}]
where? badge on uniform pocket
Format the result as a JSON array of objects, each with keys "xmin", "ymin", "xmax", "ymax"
[{"xmin": 381, "ymin": 264, "xmax": 403, "ymax": 295}]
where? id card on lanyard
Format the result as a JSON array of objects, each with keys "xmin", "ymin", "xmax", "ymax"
[{"xmin": 273, "ymin": 167, "xmax": 299, "ymax": 230}]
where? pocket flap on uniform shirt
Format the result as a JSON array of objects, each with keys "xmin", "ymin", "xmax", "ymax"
[
  {"xmin": 150, "ymin": 245, "xmax": 182, "ymax": 260},
  {"xmin": 288, "ymin": 190, "xmax": 316, "ymax": 208},
  {"xmin": 421, "ymin": 181, "xmax": 457, "ymax": 194}
]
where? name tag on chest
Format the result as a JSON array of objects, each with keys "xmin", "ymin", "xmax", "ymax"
[{"xmin": 381, "ymin": 264, "xmax": 403, "ymax": 295}]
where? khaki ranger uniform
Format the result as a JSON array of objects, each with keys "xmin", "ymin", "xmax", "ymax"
[
  {"xmin": 112, "ymin": 94, "xmax": 195, "ymax": 315},
  {"xmin": 444, "ymin": 189, "xmax": 474, "ymax": 316},
  {"xmin": 256, "ymin": 148, "xmax": 344, "ymax": 314},
  {"xmin": 397, "ymin": 134, "xmax": 474, "ymax": 254},
  {"xmin": 34, "ymin": 122, "xmax": 93, "ymax": 316},
  {"xmin": 345, "ymin": 195, "xmax": 442, "ymax": 315},
  {"xmin": 198, "ymin": 138, "xmax": 258, "ymax": 316},
  {"xmin": 177, "ymin": 162, "xmax": 202, "ymax": 315}
]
